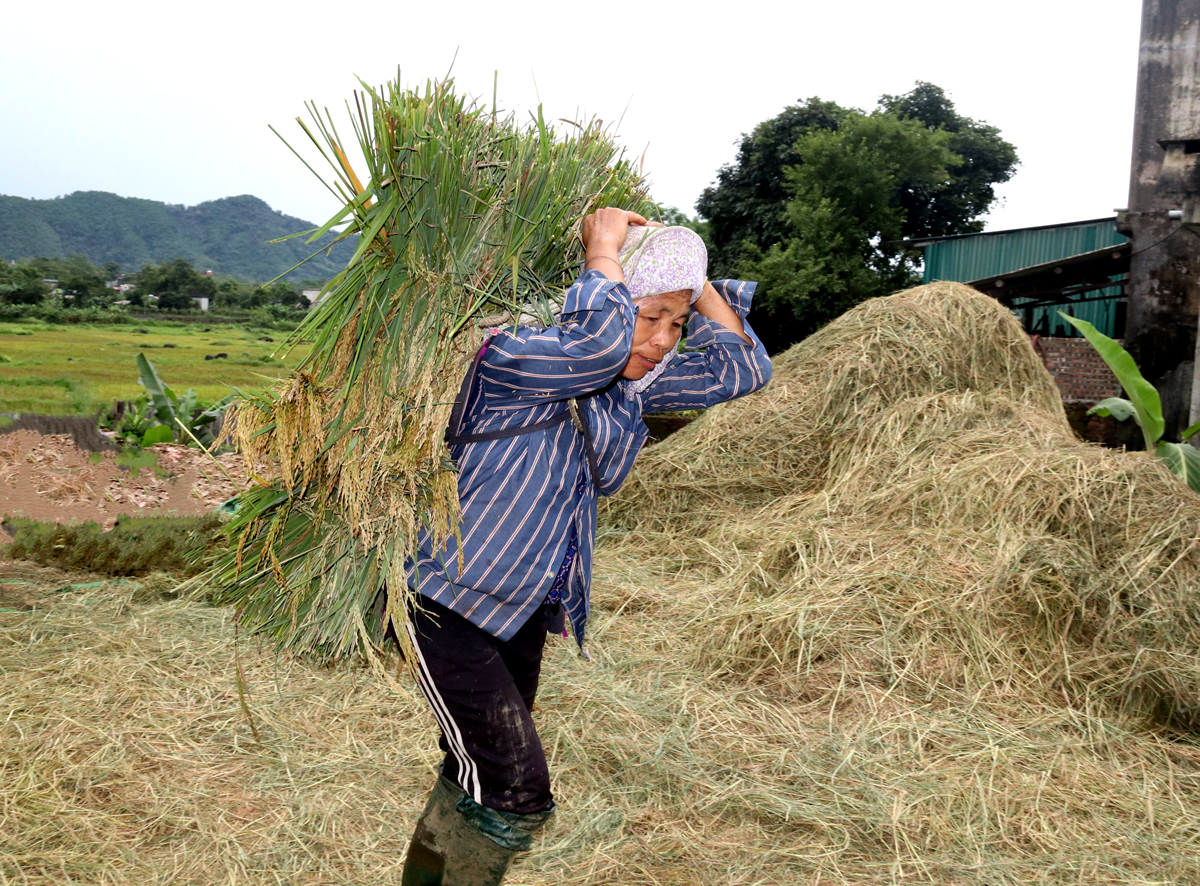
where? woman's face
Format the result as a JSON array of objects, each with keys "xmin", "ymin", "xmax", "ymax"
[{"xmin": 619, "ymin": 289, "xmax": 691, "ymax": 380}]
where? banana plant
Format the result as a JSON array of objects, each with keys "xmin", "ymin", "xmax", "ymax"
[
  {"xmin": 1060, "ymin": 313, "xmax": 1200, "ymax": 492},
  {"xmin": 136, "ymin": 352, "xmax": 233, "ymax": 448}
]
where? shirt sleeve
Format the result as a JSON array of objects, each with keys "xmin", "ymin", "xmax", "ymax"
[
  {"xmin": 477, "ymin": 269, "xmax": 637, "ymax": 407},
  {"xmin": 639, "ymin": 279, "xmax": 772, "ymax": 413}
]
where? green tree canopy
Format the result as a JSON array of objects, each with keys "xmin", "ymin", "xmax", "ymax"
[
  {"xmin": 697, "ymin": 83, "xmax": 1018, "ymax": 351},
  {"xmin": 0, "ymin": 265, "xmax": 47, "ymax": 305},
  {"xmin": 696, "ymin": 98, "xmax": 847, "ymax": 277},
  {"xmin": 48, "ymin": 254, "xmax": 111, "ymax": 307},
  {"xmin": 742, "ymin": 112, "xmax": 958, "ymax": 341},
  {"xmin": 877, "ymin": 82, "xmax": 1019, "ymax": 241},
  {"xmin": 134, "ymin": 258, "xmax": 216, "ymax": 311}
]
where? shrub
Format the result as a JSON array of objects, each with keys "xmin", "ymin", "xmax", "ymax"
[{"xmin": 2, "ymin": 514, "xmax": 226, "ymax": 578}]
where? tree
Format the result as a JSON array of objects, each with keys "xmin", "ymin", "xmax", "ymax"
[
  {"xmin": 697, "ymin": 83, "xmax": 1018, "ymax": 351},
  {"xmin": 655, "ymin": 205, "xmax": 709, "ymax": 240},
  {"xmin": 254, "ymin": 281, "xmax": 307, "ymax": 310},
  {"xmin": 59, "ymin": 269, "xmax": 109, "ymax": 307},
  {"xmin": 0, "ymin": 266, "xmax": 47, "ymax": 305},
  {"xmin": 213, "ymin": 277, "xmax": 255, "ymax": 309},
  {"xmin": 696, "ymin": 98, "xmax": 847, "ymax": 277},
  {"xmin": 742, "ymin": 112, "xmax": 958, "ymax": 346},
  {"xmin": 51, "ymin": 256, "xmax": 110, "ymax": 307},
  {"xmin": 134, "ymin": 258, "xmax": 216, "ymax": 311},
  {"xmin": 877, "ymin": 82, "xmax": 1019, "ymax": 240}
]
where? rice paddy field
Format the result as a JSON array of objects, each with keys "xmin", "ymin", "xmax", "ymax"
[
  {"xmin": 3, "ymin": 282, "xmax": 1200, "ymax": 884},
  {"xmin": 0, "ymin": 319, "xmax": 309, "ymax": 415}
]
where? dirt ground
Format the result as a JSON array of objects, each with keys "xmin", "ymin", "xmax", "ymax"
[{"xmin": 0, "ymin": 431, "xmax": 246, "ymax": 527}]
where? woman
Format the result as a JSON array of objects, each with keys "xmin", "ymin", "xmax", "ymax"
[{"xmin": 401, "ymin": 207, "xmax": 772, "ymax": 885}]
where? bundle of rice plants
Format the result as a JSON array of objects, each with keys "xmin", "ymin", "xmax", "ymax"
[{"xmin": 204, "ymin": 73, "xmax": 650, "ymax": 664}]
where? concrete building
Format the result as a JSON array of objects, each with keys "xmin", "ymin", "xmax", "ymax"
[{"xmin": 1118, "ymin": 0, "xmax": 1200, "ymax": 438}]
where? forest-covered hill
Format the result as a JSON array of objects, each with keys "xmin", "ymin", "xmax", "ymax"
[{"xmin": 0, "ymin": 191, "xmax": 353, "ymax": 282}]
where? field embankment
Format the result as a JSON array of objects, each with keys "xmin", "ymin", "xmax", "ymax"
[{"xmin": 0, "ymin": 433, "xmax": 245, "ymax": 526}]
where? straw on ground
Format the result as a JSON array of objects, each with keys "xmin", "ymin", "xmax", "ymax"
[{"xmin": 5, "ymin": 281, "xmax": 1200, "ymax": 884}]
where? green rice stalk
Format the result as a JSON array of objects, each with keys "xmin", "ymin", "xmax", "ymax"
[{"xmin": 202, "ymin": 73, "xmax": 651, "ymax": 664}]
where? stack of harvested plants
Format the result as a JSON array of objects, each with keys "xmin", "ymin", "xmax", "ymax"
[{"xmin": 207, "ymin": 74, "xmax": 649, "ymax": 663}]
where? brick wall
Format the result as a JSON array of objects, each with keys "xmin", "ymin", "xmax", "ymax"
[{"xmin": 1033, "ymin": 336, "xmax": 1123, "ymax": 404}]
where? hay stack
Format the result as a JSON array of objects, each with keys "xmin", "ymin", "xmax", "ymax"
[{"xmin": 605, "ymin": 281, "xmax": 1200, "ymax": 731}]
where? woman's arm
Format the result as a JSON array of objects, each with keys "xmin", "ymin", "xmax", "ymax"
[
  {"xmin": 639, "ymin": 280, "xmax": 772, "ymax": 412},
  {"xmin": 580, "ymin": 208, "xmax": 650, "ymax": 283},
  {"xmin": 475, "ymin": 209, "xmax": 652, "ymax": 406},
  {"xmin": 692, "ymin": 280, "xmax": 753, "ymax": 345}
]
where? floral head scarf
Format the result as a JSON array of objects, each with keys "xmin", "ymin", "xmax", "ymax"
[
  {"xmin": 617, "ymin": 225, "xmax": 707, "ymax": 304},
  {"xmin": 616, "ymin": 225, "xmax": 708, "ymax": 394}
]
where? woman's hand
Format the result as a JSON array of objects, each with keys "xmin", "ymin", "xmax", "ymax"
[
  {"xmin": 581, "ymin": 208, "xmax": 650, "ymax": 283},
  {"xmin": 693, "ymin": 281, "xmax": 753, "ymax": 344}
]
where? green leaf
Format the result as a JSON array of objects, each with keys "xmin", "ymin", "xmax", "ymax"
[
  {"xmin": 1088, "ymin": 398, "xmax": 1137, "ymax": 422},
  {"xmin": 1156, "ymin": 440, "xmax": 1200, "ymax": 493},
  {"xmin": 535, "ymin": 105, "xmax": 550, "ymax": 166},
  {"xmin": 1182, "ymin": 421, "xmax": 1200, "ymax": 442},
  {"xmin": 1059, "ymin": 313, "xmax": 1164, "ymax": 450},
  {"xmin": 141, "ymin": 425, "xmax": 173, "ymax": 446},
  {"xmin": 177, "ymin": 388, "xmax": 198, "ymax": 424},
  {"xmin": 137, "ymin": 353, "xmax": 178, "ymax": 426}
]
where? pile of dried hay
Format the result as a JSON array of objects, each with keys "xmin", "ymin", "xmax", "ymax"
[
  {"xmin": 607, "ymin": 281, "xmax": 1200, "ymax": 731},
  {"xmin": 5, "ymin": 282, "xmax": 1200, "ymax": 885}
]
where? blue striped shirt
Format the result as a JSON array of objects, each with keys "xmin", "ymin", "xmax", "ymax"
[{"xmin": 406, "ymin": 270, "xmax": 771, "ymax": 648}]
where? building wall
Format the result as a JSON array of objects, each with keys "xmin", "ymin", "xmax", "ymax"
[
  {"xmin": 1035, "ymin": 337, "xmax": 1123, "ymax": 404},
  {"xmin": 1121, "ymin": 0, "xmax": 1200, "ymax": 438}
]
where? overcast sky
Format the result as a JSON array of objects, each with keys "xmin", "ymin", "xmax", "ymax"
[{"xmin": 1, "ymin": 0, "xmax": 1142, "ymax": 234}]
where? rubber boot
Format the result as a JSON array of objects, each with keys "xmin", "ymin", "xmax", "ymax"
[{"xmin": 401, "ymin": 775, "xmax": 553, "ymax": 886}]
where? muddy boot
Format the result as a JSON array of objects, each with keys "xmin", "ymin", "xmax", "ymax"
[{"xmin": 401, "ymin": 775, "xmax": 554, "ymax": 886}]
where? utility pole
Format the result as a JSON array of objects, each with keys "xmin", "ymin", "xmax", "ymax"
[{"xmin": 1119, "ymin": 0, "xmax": 1200, "ymax": 439}]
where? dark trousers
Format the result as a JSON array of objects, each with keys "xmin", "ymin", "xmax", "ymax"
[{"xmin": 408, "ymin": 596, "xmax": 556, "ymax": 815}]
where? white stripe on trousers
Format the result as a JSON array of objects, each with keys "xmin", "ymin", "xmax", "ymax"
[{"xmin": 406, "ymin": 624, "xmax": 483, "ymax": 804}]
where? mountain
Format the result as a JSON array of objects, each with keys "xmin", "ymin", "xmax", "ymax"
[{"xmin": 0, "ymin": 191, "xmax": 355, "ymax": 282}]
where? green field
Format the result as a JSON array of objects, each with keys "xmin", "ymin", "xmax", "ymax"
[{"xmin": 0, "ymin": 319, "xmax": 310, "ymax": 415}]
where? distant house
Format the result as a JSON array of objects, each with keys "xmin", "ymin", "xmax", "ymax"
[
  {"xmin": 302, "ymin": 288, "xmax": 324, "ymax": 305},
  {"xmin": 191, "ymin": 297, "xmax": 210, "ymax": 311}
]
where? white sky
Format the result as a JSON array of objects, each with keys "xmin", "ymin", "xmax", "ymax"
[{"xmin": 1, "ymin": 0, "xmax": 1142, "ymax": 234}]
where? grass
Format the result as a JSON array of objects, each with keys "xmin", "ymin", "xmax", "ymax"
[
  {"xmin": 2, "ymin": 547, "xmax": 1199, "ymax": 885},
  {"xmin": 2, "ymin": 515, "xmax": 225, "ymax": 578},
  {"xmin": 0, "ymin": 318, "xmax": 310, "ymax": 415},
  {"xmin": 114, "ymin": 448, "xmax": 163, "ymax": 478}
]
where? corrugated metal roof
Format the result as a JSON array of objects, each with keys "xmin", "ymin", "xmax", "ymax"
[
  {"xmin": 922, "ymin": 218, "xmax": 1128, "ymax": 283},
  {"xmin": 910, "ymin": 216, "xmax": 1118, "ymax": 247},
  {"xmin": 920, "ymin": 218, "xmax": 1129, "ymax": 337}
]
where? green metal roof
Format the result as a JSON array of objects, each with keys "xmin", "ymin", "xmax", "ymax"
[
  {"xmin": 919, "ymin": 218, "xmax": 1129, "ymax": 337},
  {"xmin": 921, "ymin": 218, "xmax": 1127, "ymax": 283}
]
